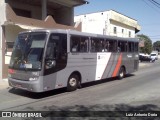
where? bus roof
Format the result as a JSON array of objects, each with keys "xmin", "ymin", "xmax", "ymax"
[{"xmin": 19, "ymin": 29, "xmax": 139, "ymax": 42}]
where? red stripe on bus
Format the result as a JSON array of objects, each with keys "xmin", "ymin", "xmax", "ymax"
[{"xmin": 112, "ymin": 53, "xmax": 122, "ymax": 77}]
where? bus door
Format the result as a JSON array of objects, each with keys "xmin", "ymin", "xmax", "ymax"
[
  {"xmin": 44, "ymin": 33, "xmax": 67, "ymax": 74},
  {"xmin": 43, "ymin": 33, "xmax": 67, "ymax": 90}
]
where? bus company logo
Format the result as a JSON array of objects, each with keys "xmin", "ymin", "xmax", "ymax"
[{"xmin": 2, "ymin": 112, "xmax": 11, "ymax": 117}]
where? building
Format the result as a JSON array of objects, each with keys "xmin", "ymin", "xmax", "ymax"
[
  {"xmin": 74, "ymin": 10, "xmax": 141, "ymax": 38},
  {"xmin": 0, "ymin": 0, "xmax": 87, "ymax": 79}
]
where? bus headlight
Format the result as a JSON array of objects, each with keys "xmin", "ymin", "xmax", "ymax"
[{"xmin": 29, "ymin": 77, "xmax": 38, "ymax": 81}]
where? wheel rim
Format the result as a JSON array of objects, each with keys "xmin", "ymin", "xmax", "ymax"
[
  {"xmin": 119, "ymin": 68, "xmax": 124, "ymax": 78},
  {"xmin": 69, "ymin": 78, "xmax": 77, "ymax": 87},
  {"xmin": 120, "ymin": 71, "xmax": 124, "ymax": 78}
]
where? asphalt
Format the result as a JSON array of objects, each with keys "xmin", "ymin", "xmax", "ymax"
[{"xmin": 0, "ymin": 62, "xmax": 151, "ymax": 90}]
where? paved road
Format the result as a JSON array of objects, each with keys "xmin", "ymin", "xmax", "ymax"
[{"xmin": 0, "ymin": 61, "xmax": 160, "ymax": 119}]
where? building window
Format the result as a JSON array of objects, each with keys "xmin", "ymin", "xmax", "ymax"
[
  {"xmin": 129, "ymin": 31, "xmax": 131, "ymax": 37},
  {"xmin": 113, "ymin": 27, "xmax": 117, "ymax": 34},
  {"xmin": 122, "ymin": 29, "xmax": 124, "ymax": 33}
]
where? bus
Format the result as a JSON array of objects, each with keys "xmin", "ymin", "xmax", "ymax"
[{"xmin": 8, "ymin": 29, "xmax": 139, "ymax": 92}]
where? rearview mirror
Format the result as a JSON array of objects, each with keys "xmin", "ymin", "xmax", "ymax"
[{"xmin": 45, "ymin": 60, "xmax": 56, "ymax": 69}]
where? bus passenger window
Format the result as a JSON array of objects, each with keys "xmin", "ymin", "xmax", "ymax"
[
  {"xmin": 71, "ymin": 35, "xmax": 88, "ymax": 53},
  {"xmin": 91, "ymin": 40, "xmax": 96, "ymax": 52},
  {"xmin": 46, "ymin": 39, "xmax": 58, "ymax": 60},
  {"xmin": 118, "ymin": 41, "xmax": 127, "ymax": 52},
  {"xmin": 117, "ymin": 47, "xmax": 121, "ymax": 52},
  {"xmin": 128, "ymin": 42, "xmax": 134, "ymax": 52},
  {"xmin": 108, "ymin": 40, "xmax": 117, "ymax": 52},
  {"xmin": 72, "ymin": 44, "xmax": 78, "ymax": 52},
  {"xmin": 80, "ymin": 38, "xmax": 88, "ymax": 52},
  {"xmin": 91, "ymin": 38, "xmax": 103, "ymax": 52},
  {"xmin": 134, "ymin": 42, "xmax": 139, "ymax": 52},
  {"xmin": 71, "ymin": 36, "xmax": 80, "ymax": 52},
  {"xmin": 102, "ymin": 40, "xmax": 109, "ymax": 52}
]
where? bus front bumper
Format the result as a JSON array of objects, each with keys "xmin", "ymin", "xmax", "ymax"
[{"xmin": 8, "ymin": 77, "xmax": 43, "ymax": 93}]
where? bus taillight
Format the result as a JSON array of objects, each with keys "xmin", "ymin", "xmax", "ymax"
[{"xmin": 8, "ymin": 69, "xmax": 15, "ymax": 74}]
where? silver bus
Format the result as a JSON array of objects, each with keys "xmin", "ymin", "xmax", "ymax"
[{"xmin": 8, "ymin": 29, "xmax": 139, "ymax": 92}]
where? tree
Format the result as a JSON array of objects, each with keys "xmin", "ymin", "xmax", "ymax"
[
  {"xmin": 137, "ymin": 34, "xmax": 152, "ymax": 54},
  {"xmin": 153, "ymin": 41, "xmax": 160, "ymax": 52}
]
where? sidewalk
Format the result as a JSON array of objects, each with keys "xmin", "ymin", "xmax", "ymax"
[
  {"xmin": 139, "ymin": 62, "xmax": 153, "ymax": 68},
  {"xmin": 0, "ymin": 79, "xmax": 10, "ymax": 90}
]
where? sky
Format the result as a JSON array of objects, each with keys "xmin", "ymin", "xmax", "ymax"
[{"xmin": 74, "ymin": 0, "xmax": 160, "ymax": 43}]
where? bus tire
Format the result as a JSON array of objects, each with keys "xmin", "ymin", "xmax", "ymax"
[
  {"xmin": 67, "ymin": 74, "xmax": 79, "ymax": 92},
  {"xmin": 118, "ymin": 67, "xmax": 125, "ymax": 80}
]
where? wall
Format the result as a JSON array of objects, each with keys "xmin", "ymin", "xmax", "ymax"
[
  {"xmin": 0, "ymin": 3, "xmax": 7, "ymax": 79},
  {"xmin": 0, "ymin": 26, "xmax": 3, "ymax": 80},
  {"xmin": 0, "ymin": 0, "xmax": 5, "ymax": 5},
  {"xmin": 75, "ymin": 12, "xmax": 108, "ymax": 34},
  {"xmin": 7, "ymin": 1, "xmax": 74, "ymax": 25},
  {"xmin": 48, "ymin": 6, "xmax": 74, "ymax": 26},
  {"xmin": 109, "ymin": 20, "xmax": 135, "ymax": 38},
  {"xmin": 7, "ymin": 1, "xmax": 42, "ymax": 19},
  {"xmin": 5, "ymin": 25, "xmax": 24, "ymax": 42},
  {"xmin": 74, "ymin": 10, "xmax": 139, "ymax": 38},
  {"xmin": 4, "ymin": 25, "xmax": 25, "ymax": 78},
  {"xmin": 53, "ymin": 7, "xmax": 74, "ymax": 26}
]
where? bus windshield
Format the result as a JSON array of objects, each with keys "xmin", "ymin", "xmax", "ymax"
[{"xmin": 9, "ymin": 32, "xmax": 48, "ymax": 71}]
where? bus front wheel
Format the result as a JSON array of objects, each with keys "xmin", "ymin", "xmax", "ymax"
[
  {"xmin": 118, "ymin": 67, "xmax": 125, "ymax": 80},
  {"xmin": 67, "ymin": 74, "xmax": 79, "ymax": 92}
]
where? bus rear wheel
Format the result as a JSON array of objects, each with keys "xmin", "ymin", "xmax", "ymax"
[
  {"xmin": 67, "ymin": 74, "xmax": 79, "ymax": 92},
  {"xmin": 118, "ymin": 67, "xmax": 125, "ymax": 80}
]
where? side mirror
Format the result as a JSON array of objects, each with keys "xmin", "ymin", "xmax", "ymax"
[{"xmin": 45, "ymin": 59, "xmax": 56, "ymax": 69}]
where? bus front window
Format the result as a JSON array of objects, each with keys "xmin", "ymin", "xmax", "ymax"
[{"xmin": 9, "ymin": 32, "xmax": 48, "ymax": 71}]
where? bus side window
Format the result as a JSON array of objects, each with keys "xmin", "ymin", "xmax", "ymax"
[
  {"xmin": 71, "ymin": 36, "xmax": 80, "ymax": 52},
  {"xmin": 91, "ymin": 38, "xmax": 103, "ymax": 52},
  {"xmin": 71, "ymin": 35, "xmax": 89, "ymax": 53},
  {"xmin": 128, "ymin": 42, "xmax": 134, "ymax": 52},
  {"xmin": 134, "ymin": 42, "xmax": 139, "ymax": 52},
  {"xmin": 46, "ymin": 36, "xmax": 58, "ymax": 60},
  {"xmin": 46, "ymin": 43, "xmax": 55, "ymax": 59},
  {"xmin": 118, "ymin": 41, "xmax": 127, "ymax": 52},
  {"xmin": 108, "ymin": 40, "xmax": 117, "ymax": 52},
  {"xmin": 80, "ymin": 37, "xmax": 88, "ymax": 52},
  {"xmin": 91, "ymin": 39, "xmax": 96, "ymax": 52},
  {"xmin": 102, "ymin": 40, "xmax": 109, "ymax": 52}
]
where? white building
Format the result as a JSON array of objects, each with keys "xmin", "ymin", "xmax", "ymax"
[{"xmin": 74, "ymin": 10, "xmax": 141, "ymax": 38}]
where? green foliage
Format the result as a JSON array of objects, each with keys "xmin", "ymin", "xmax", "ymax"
[
  {"xmin": 137, "ymin": 34, "xmax": 152, "ymax": 54},
  {"xmin": 153, "ymin": 41, "xmax": 160, "ymax": 52}
]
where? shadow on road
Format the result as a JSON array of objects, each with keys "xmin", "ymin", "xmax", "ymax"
[
  {"xmin": 8, "ymin": 87, "xmax": 66, "ymax": 99},
  {"xmin": 23, "ymin": 104, "xmax": 160, "ymax": 120},
  {"xmin": 8, "ymin": 74, "xmax": 135, "ymax": 99}
]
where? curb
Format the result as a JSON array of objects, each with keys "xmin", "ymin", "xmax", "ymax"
[{"xmin": 0, "ymin": 79, "xmax": 10, "ymax": 90}]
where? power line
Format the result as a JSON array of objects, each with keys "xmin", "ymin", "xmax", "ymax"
[
  {"xmin": 151, "ymin": 0, "xmax": 160, "ymax": 6},
  {"xmin": 141, "ymin": 0, "xmax": 160, "ymax": 13},
  {"xmin": 149, "ymin": 0, "xmax": 160, "ymax": 9}
]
